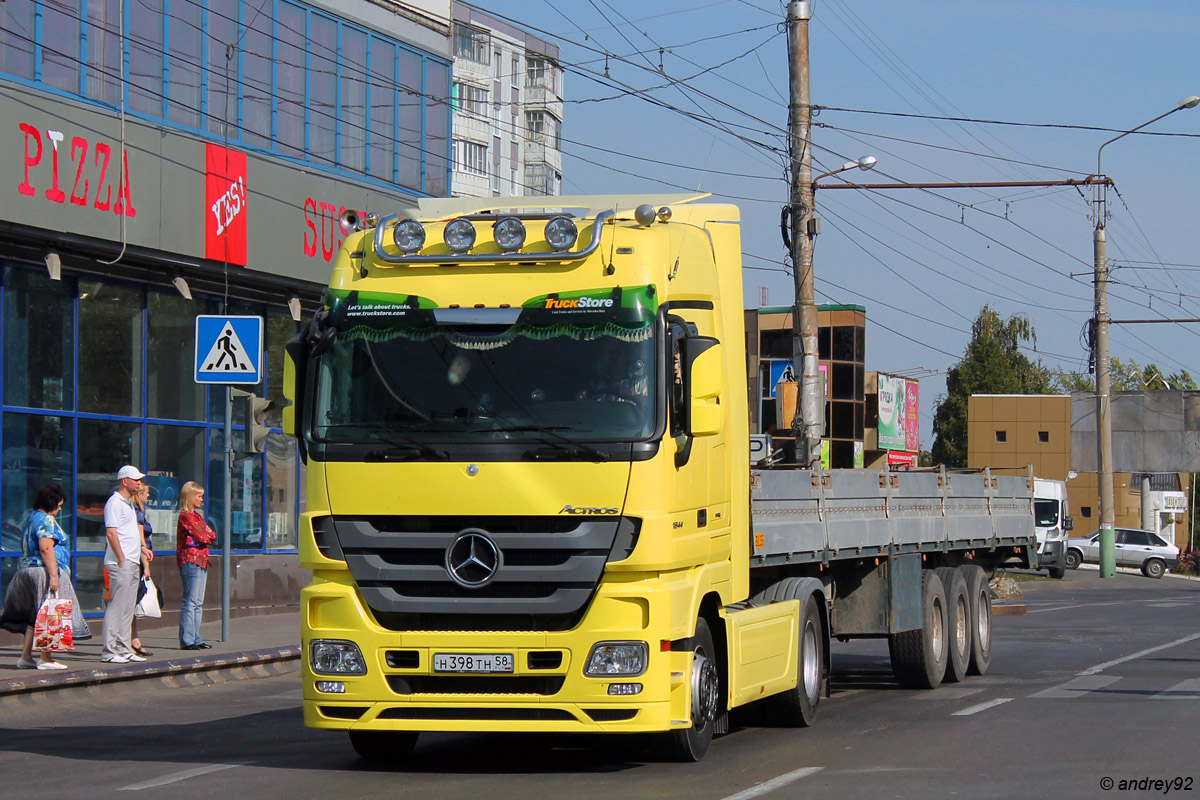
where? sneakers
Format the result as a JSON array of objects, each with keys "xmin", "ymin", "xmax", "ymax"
[
  {"xmin": 126, "ymin": 653, "xmax": 147, "ymax": 662},
  {"xmin": 37, "ymin": 660, "xmax": 68, "ymax": 670},
  {"xmin": 101, "ymin": 653, "xmax": 131, "ymax": 664},
  {"xmin": 16, "ymin": 658, "xmax": 37, "ymax": 669}
]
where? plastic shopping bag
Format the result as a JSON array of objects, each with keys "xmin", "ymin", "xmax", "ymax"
[
  {"xmin": 33, "ymin": 593, "xmax": 75, "ymax": 651},
  {"xmin": 135, "ymin": 576, "xmax": 162, "ymax": 619}
]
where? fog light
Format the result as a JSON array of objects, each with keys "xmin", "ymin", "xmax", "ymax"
[
  {"xmin": 316, "ymin": 680, "xmax": 346, "ymax": 693},
  {"xmin": 393, "ymin": 219, "xmax": 426, "ymax": 253},
  {"xmin": 585, "ymin": 641, "xmax": 648, "ymax": 677},
  {"xmin": 310, "ymin": 639, "xmax": 367, "ymax": 675},
  {"xmin": 493, "ymin": 216, "xmax": 526, "ymax": 252},
  {"xmin": 608, "ymin": 683, "xmax": 643, "ymax": 696},
  {"xmin": 444, "ymin": 217, "xmax": 476, "ymax": 253},
  {"xmin": 544, "ymin": 215, "xmax": 578, "ymax": 251}
]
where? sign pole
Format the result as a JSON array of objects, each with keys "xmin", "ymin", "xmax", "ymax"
[{"xmin": 223, "ymin": 385, "xmax": 232, "ymax": 641}]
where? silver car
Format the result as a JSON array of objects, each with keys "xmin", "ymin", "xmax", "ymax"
[{"xmin": 1064, "ymin": 527, "xmax": 1180, "ymax": 579}]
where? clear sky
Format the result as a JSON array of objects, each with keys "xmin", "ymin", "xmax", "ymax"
[{"xmin": 482, "ymin": 0, "xmax": 1200, "ymax": 449}]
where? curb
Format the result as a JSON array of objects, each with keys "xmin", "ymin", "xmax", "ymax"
[{"xmin": 0, "ymin": 645, "xmax": 301, "ymax": 700}]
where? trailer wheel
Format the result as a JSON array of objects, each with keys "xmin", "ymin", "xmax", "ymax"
[
  {"xmin": 961, "ymin": 565, "xmax": 992, "ymax": 676},
  {"xmin": 888, "ymin": 569, "xmax": 947, "ymax": 690},
  {"xmin": 660, "ymin": 617, "xmax": 719, "ymax": 762},
  {"xmin": 934, "ymin": 567, "xmax": 970, "ymax": 684},
  {"xmin": 764, "ymin": 592, "xmax": 825, "ymax": 726},
  {"xmin": 348, "ymin": 731, "xmax": 419, "ymax": 762}
]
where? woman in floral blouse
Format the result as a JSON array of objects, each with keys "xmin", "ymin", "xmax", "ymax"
[{"xmin": 176, "ymin": 481, "xmax": 216, "ymax": 650}]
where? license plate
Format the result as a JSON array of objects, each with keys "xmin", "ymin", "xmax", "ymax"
[{"xmin": 433, "ymin": 653, "xmax": 515, "ymax": 674}]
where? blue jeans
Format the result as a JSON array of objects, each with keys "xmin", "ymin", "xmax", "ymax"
[{"xmin": 179, "ymin": 563, "xmax": 207, "ymax": 646}]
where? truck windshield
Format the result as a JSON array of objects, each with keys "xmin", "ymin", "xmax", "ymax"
[
  {"xmin": 310, "ymin": 291, "xmax": 658, "ymax": 444},
  {"xmin": 1034, "ymin": 499, "xmax": 1059, "ymax": 528}
]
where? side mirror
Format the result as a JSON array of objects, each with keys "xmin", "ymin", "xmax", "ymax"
[
  {"xmin": 1064, "ymin": 515, "xmax": 1074, "ymax": 532},
  {"xmin": 283, "ymin": 344, "xmax": 298, "ymax": 436},
  {"xmin": 682, "ymin": 337, "xmax": 722, "ymax": 437}
]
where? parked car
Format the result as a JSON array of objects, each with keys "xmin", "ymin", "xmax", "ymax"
[{"xmin": 1064, "ymin": 527, "xmax": 1180, "ymax": 578}]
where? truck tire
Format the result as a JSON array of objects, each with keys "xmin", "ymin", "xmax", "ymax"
[
  {"xmin": 934, "ymin": 567, "xmax": 970, "ymax": 684},
  {"xmin": 1048, "ymin": 562, "xmax": 1066, "ymax": 580},
  {"xmin": 764, "ymin": 592, "xmax": 824, "ymax": 726},
  {"xmin": 1142, "ymin": 558, "xmax": 1166, "ymax": 579},
  {"xmin": 961, "ymin": 565, "xmax": 992, "ymax": 676},
  {"xmin": 1064, "ymin": 549, "xmax": 1082, "ymax": 570},
  {"xmin": 661, "ymin": 617, "xmax": 720, "ymax": 762},
  {"xmin": 348, "ymin": 731, "xmax": 419, "ymax": 762},
  {"xmin": 888, "ymin": 570, "xmax": 948, "ymax": 690}
]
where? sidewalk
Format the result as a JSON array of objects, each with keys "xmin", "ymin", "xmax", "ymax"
[{"xmin": 0, "ymin": 607, "xmax": 300, "ymax": 700}]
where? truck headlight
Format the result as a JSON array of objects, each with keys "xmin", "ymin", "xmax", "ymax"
[
  {"xmin": 310, "ymin": 639, "xmax": 367, "ymax": 675},
  {"xmin": 585, "ymin": 641, "xmax": 648, "ymax": 677}
]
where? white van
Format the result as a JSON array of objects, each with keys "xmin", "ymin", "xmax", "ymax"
[{"xmin": 1034, "ymin": 478, "xmax": 1073, "ymax": 579}]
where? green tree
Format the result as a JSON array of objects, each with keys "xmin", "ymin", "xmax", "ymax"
[
  {"xmin": 931, "ymin": 306, "xmax": 1054, "ymax": 467},
  {"xmin": 1054, "ymin": 359, "xmax": 1197, "ymax": 392}
]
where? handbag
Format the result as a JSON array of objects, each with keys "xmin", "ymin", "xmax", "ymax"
[
  {"xmin": 33, "ymin": 592, "xmax": 75, "ymax": 651},
  {"xmin": 135, "ymin": 575, "xmax": 162, "ymax": 619}
]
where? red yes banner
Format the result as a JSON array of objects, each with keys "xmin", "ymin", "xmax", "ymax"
[{"xmin": 205, "ymin": 144, "xmax": 248, "ymax": 265}]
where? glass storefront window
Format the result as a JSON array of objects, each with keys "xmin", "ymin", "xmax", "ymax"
[
  {"xmin": 1, "ymin": 411, "xmax": 74, "ymax": 551},
  {"xmin": 4, "ymin": 266, "xmax": 75, "ymax": 411},
  {"xmin": 265, "ymin": 433, "xmax": 297, "ymax": 550},
  {"xmin": 72, "ymin": 555, "xmax": 106, "ymax": 615},
  {"xmin": 79, "ymin": 282, "xmax": 143, "ymax": 416},
  {"xmin": 146, "ymin": 424, "xmax": 207, "ymax": 551},
  {"xmin": 148, "ymin": 290, "xmax": 206, "ymax": 421},
  {"xmin": 76, "ymin": 419, "xmax": 141, "ymax": 551},
  {"xmin": 207, "ymin": 427, "xmax": 264, "ymax": 551}
]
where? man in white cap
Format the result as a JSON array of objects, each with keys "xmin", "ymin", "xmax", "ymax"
[{"xmin": 101, "ymin": 465, "xmax": 151, "ymax": 663}]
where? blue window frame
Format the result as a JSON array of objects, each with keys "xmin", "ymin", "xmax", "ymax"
[{"xmin": 0, "ymin": 0, "xmax": 451, "ymax": 196}]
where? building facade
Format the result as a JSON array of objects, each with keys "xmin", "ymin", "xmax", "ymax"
[
  {"xmin": 449, "ymin": 2, "xmax": 563, "ymax": 197},
  {"xmin": 746, "ymin": 305, "xmax": 869, "ymax": 468},
  {"xmin": 0, "ymin": 0, "xmax": 454, "ymax": 622},
  {"xmin": 967, "ymin": 394, "xmax": 1190, "ymax": 547}
]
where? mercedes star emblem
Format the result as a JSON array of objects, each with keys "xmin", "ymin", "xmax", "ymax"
[{"xmin": 446, "ymin": 530, "xmax": 501, "ymax": 588}]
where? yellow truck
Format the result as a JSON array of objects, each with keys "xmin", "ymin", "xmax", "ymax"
[{"xmin": 286, "ymin": 195, "xmax": 1035, "ymax": 762}]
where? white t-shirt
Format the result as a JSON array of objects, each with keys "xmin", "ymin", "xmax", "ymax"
[{"xmin": 103, "ymin": 491, "xmax": 140, "ymax": 567}]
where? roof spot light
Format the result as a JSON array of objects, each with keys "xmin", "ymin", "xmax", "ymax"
[
  {"xmin": 444, "ymin": 217, "xmax": 477, "ymax": 253},
  {"xmin": 493, "ymin": 216, "xmax": 527, "ymax": 252},
  {"xmin": 544, "ymin": 215, "xmax": 578, "ymax": 251},
  {"xmin": 393, "ymin": 219, "xmax": 426, "ymax": 254}
]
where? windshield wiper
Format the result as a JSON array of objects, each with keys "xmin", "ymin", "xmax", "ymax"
[
  {"xmin": 524, "ymin": 441, "xmax": 609, "ymax": 463},
  {"xmin": 318, "ymin": 423, "xmax": 449, "ymax": 460}
]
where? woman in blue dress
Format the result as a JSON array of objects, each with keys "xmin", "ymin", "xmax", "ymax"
[{"xmin": 0, "ymin": 483, "xmax": 91, "ymax": 669}]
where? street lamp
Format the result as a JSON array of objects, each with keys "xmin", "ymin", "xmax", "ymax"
[
  {"xmin": 1091, "ymin": 96, "xmax": 1198, "ymax": 578},
  {"xmin": 789, "ymin": 153, "xmax": 877, "ymax": 465}
]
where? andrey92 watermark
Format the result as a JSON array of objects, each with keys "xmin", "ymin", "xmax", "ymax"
[{"xmin": 1101, "ymin": 776, "xmax": 1193, "ymax": 793}]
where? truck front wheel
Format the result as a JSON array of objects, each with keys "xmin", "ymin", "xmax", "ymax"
[
  {"xmin": 660, "ymin": 617, "xmax": 719, "ymax": 762},
  {"xmin": 348, "ymin": 730, "xmax": 419, "ymax": 762}
]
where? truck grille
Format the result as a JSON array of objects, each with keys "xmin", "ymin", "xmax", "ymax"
[{"xmin": 319, "ymin": 515, "xmax": 623, "ymax": 630}]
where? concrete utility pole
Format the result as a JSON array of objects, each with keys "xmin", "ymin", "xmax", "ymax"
[
  {"xmin": 1092, "ymin": 96, "xmax": 1199, "ymax": 578},
  {"xmin": 786, "ymin": 0, "xmax": 819, "ymax": 464}
]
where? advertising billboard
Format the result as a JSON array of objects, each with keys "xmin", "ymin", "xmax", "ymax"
[{"xmin": 878, "ymin": 374, "xmax": 906, "ymax": 450}]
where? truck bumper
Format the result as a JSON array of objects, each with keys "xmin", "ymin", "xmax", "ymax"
[
  {"xmin": 301, "ymin": 578, "xmax": 692, "ymax": 735},
  {"xmin": 1038, "ymin": 540, "xmax": 1065, "ymax": 571}
]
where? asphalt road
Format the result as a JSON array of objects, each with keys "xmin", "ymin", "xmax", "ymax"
[{"xmin": 3, "ymin": 570, "xmax": 1198, "ymax": 800}]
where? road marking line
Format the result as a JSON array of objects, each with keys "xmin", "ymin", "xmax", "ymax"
[
  {"xmin": 952, "ymin": 698, "xmax": 1012, "ymax": 716},
  {"xmin": 1150, "ymin": 678, "xmax": 1200, "ymax": 700},
  {"xmin": 120, "ymin": 762, "xmax": 251, "ymax": 791},
  {"xmin": 720, "ymin": 766, "xmax": 824, "ymax": 800},
  {"xmin": 1029, "ymin": 675, "xmax": 1119, "ymax": 699},
  {"xmin": 1081, "ymin": 631, "xmax": 1200, "ymax": 676}
]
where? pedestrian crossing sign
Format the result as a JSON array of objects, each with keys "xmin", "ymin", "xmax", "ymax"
[{"xmin": 195, "ymin": 315, "xmax": 263, "ymax": 384}]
